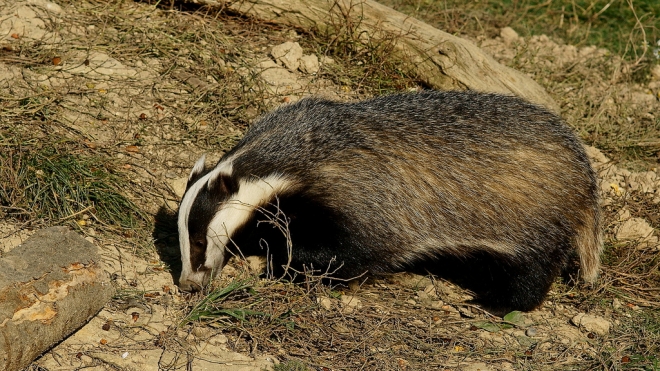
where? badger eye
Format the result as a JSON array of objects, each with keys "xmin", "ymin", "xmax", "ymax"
[{"xmin": 193, "ymin": 239, "xmax": 205, "ymax": 249}]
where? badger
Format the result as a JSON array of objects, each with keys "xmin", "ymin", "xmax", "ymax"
[{"xmin": 177, "ymin": 90, "xmax": 602, "ymax": 314}]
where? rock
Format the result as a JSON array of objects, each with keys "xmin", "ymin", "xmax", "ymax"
[
  {"xmin": 500, "ymin": 27, "xmax": 519, "ymax": 45},
  {"xmin": 26, "ymin": 0, "xmax": 62, "ymax": 14},
  {"xmin": 626, "ymin": 171, "xmax": 659, "ymax": 194},
  {"xmin": 616, "ymin": 217, "xmax": 658, "ymax": 248},
  {"xmin": 571, "ymin": 313, "xmax": 611, "ymax": 335},
  {"xmin": 0, "ymin": 227, "xmax": 114, "ymax": 371},
  {"xmin": 631, "ymin": 91, "xmax": 657, "ymax": 107},
  {"xmin": 271, "ymin": 41, "xmax": 303, "ymax": 71},
  {"xmin": 316, "ymin": 296, "xmax": 333, "ymax": 310},
  {"xmin": 167, "ymin": 177, "xmax": 188, "ymax": 199},
  {"xmin": 554, "ymin": 324, "xmax": 585, "ymax": 345},
  {"xmin": 525, "ymin": 327, "xmax": 538, "ymax": 337},
  {"xmin": 651, "ymin": 64, "xmax": 660, "ymax": 80},
  {"xmin": 320, "ymin": 56, "xmax": 335, "ymax": 65},
  {"xmin": 584, "ymin": 145, "xmax": 609, "ymax": 164},
  {"xmin": 339, "ymin": 295, "xmax": 362, "ymax": 313},
  {"xmin": 245, "ymin": 256, "xmax": 266, "ymax": 274},
  {"xmin": 256, "ymin": 60, "xmax": 303, "ymax": 93},
  {"xmin": 299, "ymin": 54, "xmax": 319, "ymax": 74}
]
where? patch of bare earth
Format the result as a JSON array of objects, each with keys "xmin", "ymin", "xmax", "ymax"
[{"xmin": 1, "ymin": 1, "xmax": 658, "ymax": 370}]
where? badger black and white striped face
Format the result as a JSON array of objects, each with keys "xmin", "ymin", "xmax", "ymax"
[{"xmin": 178, "ymin": 155, "xmax": 293, "ymax": 292}]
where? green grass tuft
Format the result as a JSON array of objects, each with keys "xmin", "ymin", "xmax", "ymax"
[
  {"xmin": 181, "ymin": 278, "xmax": 264, "ymax": 325},
  {"xmin": 380, "ymin": 0, "xmax": 659, "ymax": 62},
  {"xmin": 0, "ymin": 139, "xmax": 145, "ymax": 228}
]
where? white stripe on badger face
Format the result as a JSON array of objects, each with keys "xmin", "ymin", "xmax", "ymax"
[
  {"xmin": 178, "ymin": 159, "xmax": 234, "ymax": 289},
  {"xmin": 205, "ymin": 175, "xmax": 293, "ymax": 273}
]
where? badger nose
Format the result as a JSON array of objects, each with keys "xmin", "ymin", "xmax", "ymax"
[{"xmin": 178, "ymin": 279, "xmax": 203, "ymax": 293}]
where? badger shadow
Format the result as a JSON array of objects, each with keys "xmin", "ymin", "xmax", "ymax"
[{"xmin": 152, "ymin": 205, "xmax": 182, "ymax": 285}]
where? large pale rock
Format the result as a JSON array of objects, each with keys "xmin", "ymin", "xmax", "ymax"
[
  {"xmin": 571, "ymin": 313, "xmax": 611, "ymax": 335},
  {"xmin": 616, "ymin": 218, "xmax": 658, "ymax": 248},
  {"xmin": 271, "ymin": 41, "xmax": 303, "ymax": 72},
  {"xmin": 0, "ymin": 227, "xmax": 114, "ymax": 371}
]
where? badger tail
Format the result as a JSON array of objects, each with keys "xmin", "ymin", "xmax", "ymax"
[{"xmin": 575, "ymin": 207, "xmax": 603, "ymax": 283}]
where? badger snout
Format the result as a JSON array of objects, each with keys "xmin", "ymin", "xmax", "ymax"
[
  {"xmin": 178, "ymin": 279, "xmax": 203, "ymax": 293},
  {"xmin": 178, "ymin": 270, "xmax": 211, "ymax": 292}
]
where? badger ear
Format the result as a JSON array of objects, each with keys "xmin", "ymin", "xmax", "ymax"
[
  {"xmin": 208, "ymin": 172, "xmax": 238, "ymax": 195},
  {"xmin": 186, "ymin": 154, "xmax": 207, "ymax": 190},
  {"xmin": 189, "ymin": 154, "xmax": 207, "ymax": 181}
]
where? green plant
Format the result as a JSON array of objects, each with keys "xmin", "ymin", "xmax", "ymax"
[{"xmin": 0, "ymin": 140, "xmax": 144, "ymax": 228}]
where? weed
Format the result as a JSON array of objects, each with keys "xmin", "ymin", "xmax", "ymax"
[
  {"xmin": 0, "ymin": 137, "xmax": 144, "ymax": 228},
  {"xmin": 181, "ymin": 278, "xmax": 263, "ymax": 325},
  {"xmin": 381, "ymin": 0, "xmax": 659, "ymax": 62}
]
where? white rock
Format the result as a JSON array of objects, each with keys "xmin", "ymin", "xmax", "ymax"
[
  {"xmin": 500, "ymin": 27, "xmax": 519, "ymax": 46},
  {"xmin": 299, "ymin": 54, "xmax": 320, "ymax": 74},
  {"xmin": 627, "ymin": 171, "xmax": 659, "ymax": 194},
  {"xmin": 320, "ymin": 56, "xmax": 335, "ymax": 65},
  {"xmin": 340, "ymin": 294, "xmax": 362, "ymax": 313},
  {"xmin": 616, "ymin": 217, "xmax": 658, "ymax": 248},
  {"xmin": 167, "ymin": 177, "xmax": 188, "ymax": 199},
  {"xmin": 631, "ymin": 91, "xmax": 657, "ymax": 107},
  {"xmin": 256, "ymin": 60, "xmax": 303, "ymax": 92},
  {"xmin": 651, "ymin": 64, "xmax": 660, "ymax": 80},
  {"xmin": 271, "ymin": 41, "xmax": 303, "ymax": 72},
  {"xmin": 316, "ymin": 296, "xmax": 333, "ymax": 310},
  {"xmin": 245, "ymin": 256, "xmax": 266, "ymax": 273},
  {"xmin": 571, "ymin": 313, "xmax": 611, "ymax": 335},
  {"xmin": 27, "ymin": 0, "xmax": 63, "ymax": 14},
  {"xmin": 584, "ymin": 145, "xmax": 609, "ymax": 164}
]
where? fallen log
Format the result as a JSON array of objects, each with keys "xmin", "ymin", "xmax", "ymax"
[
  {"xmin": 186, "ymin": 0, "xmax": 559, "ymax": 111},
  {"xmin": 0, "ymin": 226, "xmax": 114, "ymax": 371}
]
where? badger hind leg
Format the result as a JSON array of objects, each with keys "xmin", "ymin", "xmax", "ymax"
[{"xmin": 415, "ymin": 245, "xmax": 573, "ymax": 315}]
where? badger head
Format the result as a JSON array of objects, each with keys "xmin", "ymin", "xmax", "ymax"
[
  {"xmin": 177, "ymin": 155, "xmax": 294, "ymax": 292},
  {"xmin": 177, "ymin": 155, "xmax": 237, "ymax": 292}
]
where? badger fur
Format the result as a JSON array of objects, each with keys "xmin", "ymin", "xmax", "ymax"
[{"xmin": 177, "ymin": 90, "xmax": 602, "ymax": 314}]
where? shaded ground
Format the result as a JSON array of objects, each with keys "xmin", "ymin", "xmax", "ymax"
[{"xmin": 0, "ymin": 0, "xmax": 659, "ymax": 370}]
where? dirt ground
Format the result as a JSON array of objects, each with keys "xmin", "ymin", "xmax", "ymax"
[{"xmin": 1, "ymin": 0, "xmax": 659, "ymax": 370}]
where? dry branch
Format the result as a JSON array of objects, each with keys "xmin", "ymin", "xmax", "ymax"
[
  {"xmin": 188, "ymin": 0, "xmax": 559, "ymax": 111},
  {"xmin": 0, "ymin": 227, "xmax": 114, "ymax": 371}
]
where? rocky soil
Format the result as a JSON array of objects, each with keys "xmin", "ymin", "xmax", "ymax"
[{"xmin": 1, "ymin": 0, "xmax": 659, "ymax": 370}]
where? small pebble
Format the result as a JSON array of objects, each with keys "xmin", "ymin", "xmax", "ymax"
[{"xmin": 525, "ymin": 327, "xmax": 538, "ymax": 337}]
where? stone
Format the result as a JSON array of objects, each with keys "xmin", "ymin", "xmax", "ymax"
[
  {"xmin": 299, "ymin": 54, "xmax": 319, "ymax": 74},
  {"xmin": 339, "ymin": 295, "xmax": 362, "ymax": 313},
  {"xmin": 245, "ymin": 256, "xmax": 266, "ymax": 274},
  {"xmin": 167, "ymin": 177, "xmax": 188, "ymax": 199},
  {"xmin": 256, "ymin": 60, "xmax": 303, "ymax": 93},
  {"xmin": 316, "ymin": 296, "xmax": 333, "ymax": 310},
  {"xmin": 651, "ymin": 64, "xmax": 660, "ymax": 80},
  {"xmin": 571, "ymin": 313, "xmax": 611, "ymax": 335},
  {"xmin": 500, "ymin": 27, "xmax": 519, "ymax": 46},
  {"xmin": 271, "ymin": 42, "xmax": 303, "ymax": 72},
  {"xmin": 616, "ymin": 218, "xmax": 658, "ymax": 248}
]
